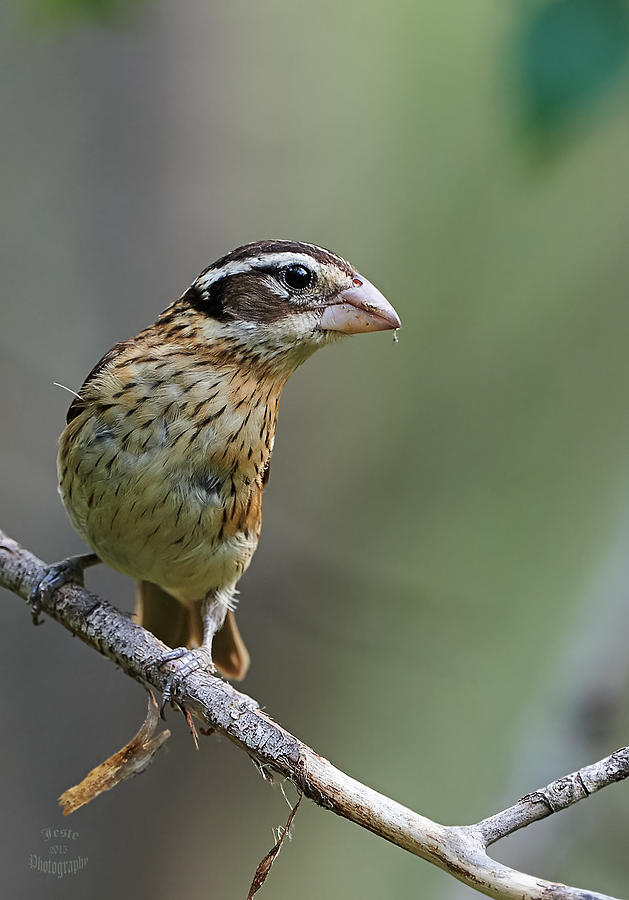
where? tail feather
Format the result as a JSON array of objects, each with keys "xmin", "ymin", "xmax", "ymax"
[
  {"xmin": 135, "ymin": 581, "xmax": 250, "ymax": 681},
  {"xmin": 210, "ymin": 605, "xmax": 250, "ymax": 680}
]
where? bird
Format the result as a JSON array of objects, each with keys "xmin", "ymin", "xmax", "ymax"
[{"xmin": 33, "ymin": 240, "xmax": 401, "ymax": 705}]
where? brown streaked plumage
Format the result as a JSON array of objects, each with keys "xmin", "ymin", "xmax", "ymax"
[{"xmin": 44, "ymin": 240, "xmax": 401, "ymax": 702}]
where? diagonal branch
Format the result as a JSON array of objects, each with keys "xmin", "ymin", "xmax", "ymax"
[{"xmin": 1, "ymin": 527, "xmax": 627, "ymax": 900}]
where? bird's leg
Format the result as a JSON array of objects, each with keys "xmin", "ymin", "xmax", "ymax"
[
  {"xmin": 155, "ymin": 591, "xmax": 229, "ymax": 716},
  {"xmin": 29, "ymin": 553, "xmax": 101, "ymax": 625}
]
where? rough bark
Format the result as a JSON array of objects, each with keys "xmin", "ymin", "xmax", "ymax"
[{"xmin": 1, "ymin": 528, "xmax": 627, "ymax": 900}]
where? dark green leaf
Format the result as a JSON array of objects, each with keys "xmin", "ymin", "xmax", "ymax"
[{"xmin": 516, "ymin": 0, "xmax": 629, "ymax": 134}]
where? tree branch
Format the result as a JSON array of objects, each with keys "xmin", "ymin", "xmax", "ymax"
[{"xmin": 1, "ymin": 527, "xmax": 627, "ymax": 900}]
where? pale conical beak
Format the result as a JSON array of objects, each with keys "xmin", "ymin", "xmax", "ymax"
[{"xmin": 318, "ymin": 275, "xmax": 401, "ymax": 334}]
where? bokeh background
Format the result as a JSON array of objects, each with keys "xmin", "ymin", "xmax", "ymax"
[{"xmin": 2, "ymin": 1, "xmax": 629, "ymax": 897}]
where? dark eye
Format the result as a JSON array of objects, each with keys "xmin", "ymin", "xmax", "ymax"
[{"xmin": 281, "ymin": 264, "xmax": 313, "ymax": 290}]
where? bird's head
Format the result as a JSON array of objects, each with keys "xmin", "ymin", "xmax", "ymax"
[{"xmin": 175, "ymin": 240, "xmax": 401, "ymax": 371}]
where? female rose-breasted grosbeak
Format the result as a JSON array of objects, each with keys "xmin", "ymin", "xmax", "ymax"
[{"xmin": 37, "ymin": 240, "xmax": 400, "ymax": 702}]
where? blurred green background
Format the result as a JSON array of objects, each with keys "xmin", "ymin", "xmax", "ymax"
[{"xmin": 2, "ymin": 1, "xmax": 629, "ymax": 897}]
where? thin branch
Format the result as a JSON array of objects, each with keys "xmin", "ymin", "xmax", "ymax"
[{"xmin": 1, "ymin": 527, "xmax": 627, "ymax": 900}]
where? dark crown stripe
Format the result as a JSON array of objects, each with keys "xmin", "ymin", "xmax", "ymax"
[{"xmin": 198, "ymin": 240, "xmax": 353, "ymax": 281}]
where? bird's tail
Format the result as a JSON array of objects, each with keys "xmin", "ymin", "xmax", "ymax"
[{"xmin": 135, "ymin": 581, "xmax": 250, "ymax": 680}]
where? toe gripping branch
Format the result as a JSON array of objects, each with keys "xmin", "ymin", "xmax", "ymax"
[
  {"xmin": 147, "ymin": 646, "xmax": 216, "ymax": 718},
  {"xmin": 149, "ymin": 594, "xmax": 226, "ymax": 717},
  {"xmin": 29, "ymin": 553, "xmax": 100, "ymax": 625}
]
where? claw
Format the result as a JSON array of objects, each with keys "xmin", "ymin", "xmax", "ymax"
[{"xmin": 29, "ymin": 553, "xmax": 100, "ymax": 625}]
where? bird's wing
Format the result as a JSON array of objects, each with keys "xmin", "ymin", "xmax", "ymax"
[{"xmin": 66, "ymin": 339, "xmax": 136, "ymax": 424}]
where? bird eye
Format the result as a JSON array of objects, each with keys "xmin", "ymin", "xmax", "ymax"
[{"xmin": 281, "ymin": 264, "xmax": 313, "ymax": 290}]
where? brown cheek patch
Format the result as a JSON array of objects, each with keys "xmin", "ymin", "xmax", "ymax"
[
  {"xmin": 181, "ymin": 283, "xmax": 227, "ymax": 322},
  {"xmin": 210, "ymin": 273, "xmax": 288, "ymax": 325}
]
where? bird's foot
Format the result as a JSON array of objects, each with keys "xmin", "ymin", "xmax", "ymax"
[
  {"xmin": 149, "ymin": 646, "xmax": 216, "ymax": 717},
  {"xmin": 29, "ymin": 553, "xmax": 100, "ymax": 625}
]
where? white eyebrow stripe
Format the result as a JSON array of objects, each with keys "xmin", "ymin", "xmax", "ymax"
[{"xmin": 196, "ymin": 252, "xmax": 347, "ymax": 289}]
